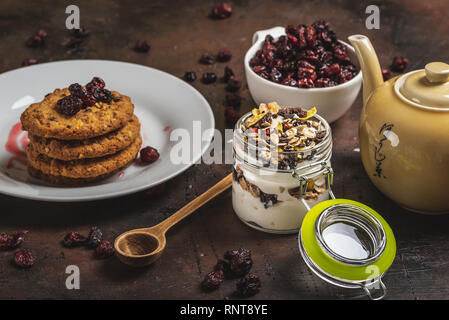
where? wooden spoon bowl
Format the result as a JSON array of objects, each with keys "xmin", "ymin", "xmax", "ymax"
[{"xmin": 114, "ymin": 173, "xmax": 232, "ymax": 267}]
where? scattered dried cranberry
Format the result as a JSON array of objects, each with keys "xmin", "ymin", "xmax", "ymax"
[
  {"xmin": 14, "ymin": 249, "xmax": 36, "ymax": 268},
  {"xmin": 223, "ymin": 66, "xmax": 235, "ymax": 82},
  {"xmin": 21, "ymin": 59, "xmax": 38, "ymax": 67},
  {"xmin": 382, "ymin": 68, "xmax": 392, "ymax": 81},
  {"xmin": 0, "ymin": 231, "xmax": 29, "ymax": 250},
  {"xmin": 391, "ymin": 56, "xmax": 409, "ymax": 72},
  {"xmin": 87, "ymin": 227, "xmax": 103, "ymax": 248},
  {"xmin": 199, "ymin": 52, "xmax": 216, "ymax": 65},
  {"xmin": 202, "ymin": 72, "xmax": 217, "ymax": 84},
  {"xmin": 184, "ymin": 71, "xmax": 197, "ymax": 82},
  {"xmin": 73, "ymin": 27, "xmax": 90, "ymax": 38},
  {"xmin": 26, "ymin": 34, "xmax": 43, "ymax": 48},
  {"xmin": 202, "ymin": 270, "xmax": 224, "ymax": 291},
  {"xmin": 36, "ymin": 29, "xmax": 48, "ymax": 39},
  {"xmin": 217, "ymin": 48, "xmax": 232, "ymax": 62},
  {"xmin": 85, "ymin": 77, "xmax": 106, "ymax": 94},
  {"xmin": 212, "ymin": 3, "xmax": 232, "ymax": 19},
  {"xmin": 224, "ymin": 248, "xmax": 252, "ymax": 276},
  {"xmin": 134, "ymin": 40, "xmax": 151, "ymax": 53},
  {"xmin": 63, "ymin": 232, "xmax": 87, "ymax": 247},
  {"xmin": 225, "ymin": 107, "xmax": 240, "ymax": 126},
  {"xmin": 140, "ymin": 146, "xmax": 160, "ymax": 163},
  {"xmin": 57, "ymin": 96, "xmax": 83, "ymax": 116},
  {"xmin": 226, "ymin": 78, "xmax": 241, "ymax": 92},
  {"xmin": 226, "ymin": 93, "xmax": 241, "ymax": 108},
  {"xmin": 96, "ymin": 240, "xmax": 114, "ymax": 259},
  {"xmin": 236, "ymin": 274, "xmax": 261, "ymax": 297},
  {"xmin": 93, "ymin": 88, "xmax": 113, "ymax": 103}
]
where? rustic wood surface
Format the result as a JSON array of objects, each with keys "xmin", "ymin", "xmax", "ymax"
[{"xmin": 0, "ymin": 0, "xmax": 448, "ymax": 300}]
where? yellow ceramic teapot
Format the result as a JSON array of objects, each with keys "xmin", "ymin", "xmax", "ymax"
[{"xmin": 348, "ymin": 35, "xmax": 449, "ymax": 214}]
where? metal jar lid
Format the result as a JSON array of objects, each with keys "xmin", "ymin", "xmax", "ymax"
[{"xmin": 298, "ymin": 198, "xmax": 396, "ymax": 300}]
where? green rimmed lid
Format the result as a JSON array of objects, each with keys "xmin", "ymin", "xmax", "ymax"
[{"xmin": 300, "ymin": 199, "xmax": 396, "ymax": 282}]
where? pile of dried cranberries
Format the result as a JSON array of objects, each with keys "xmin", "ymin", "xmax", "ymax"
[
  {"xmin": 250, "ymin": 20, "xmax": 358, "ymax": 88},
  {"xmin": 62, "ymin": 226, "xmax": 115, "ymax": 259},
  {"xmin": 57, "ymin": 77, "xmax": 119, "ymax": 116},
  {"xmin": 201, "ymin": 248, "xmax": 261, "ymax": 297},
  {"xmin": 0, "ymin": 230, "xmax": 35, "ymax": 268}
]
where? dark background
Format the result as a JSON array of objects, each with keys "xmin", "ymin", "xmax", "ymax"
[{"xmin": 0, "ymin": 0, "xmax": 448, "ymax": 299}]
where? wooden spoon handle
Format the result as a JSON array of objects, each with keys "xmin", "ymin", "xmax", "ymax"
[{"xmin": 152, "ymin": 173, "xmax": 233, "ymax": 234}]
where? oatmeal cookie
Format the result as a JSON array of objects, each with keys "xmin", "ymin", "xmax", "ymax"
[
  {"xmin": 28, "ymin": 115, "xmax": 140, "ymax": 160},
  {"xmin": 21, "ymin": 88, "xmax": 134, "ymax": 140},
  {"xmin": 27, "ymin": 135, "xmax": 142, "ymax": 180},
  {"xmin": 28, "ymin": 159, "xmax": 134, "ymax": 186}
]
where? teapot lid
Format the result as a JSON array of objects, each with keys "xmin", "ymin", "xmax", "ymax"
[{"xmin": 396, "ymin": 62, "xmax": 449, "ymax": 110}]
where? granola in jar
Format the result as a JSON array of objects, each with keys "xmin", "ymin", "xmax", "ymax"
[{"xmin": 232, "ymin": 102, "xmax": 333, "ymax": 233}]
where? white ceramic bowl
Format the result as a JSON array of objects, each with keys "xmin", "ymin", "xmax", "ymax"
[{"xmin": 244, "ymin": 26, "xmax": 362, "ymax": 123}]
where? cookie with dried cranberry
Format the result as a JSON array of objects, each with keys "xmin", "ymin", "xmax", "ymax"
[
  {"xmin": 20, "ymin": 88, "xmax": 134, "ymax": 140},
  {"xmin": 28, "ymin": 115, "xmax": 141, "ymax": 161},
  {"xmin": 27, "ymin": 135, "xmax": 141, "ymax": 183}
]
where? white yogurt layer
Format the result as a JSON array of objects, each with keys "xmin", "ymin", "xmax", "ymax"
[{"xmin": 232, "ymin": 164, "xmax": 330, "ymax": 233}]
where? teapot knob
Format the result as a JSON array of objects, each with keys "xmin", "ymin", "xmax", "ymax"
[{"xmin": 425, "ymin": 62, "xmax": 449, "ymax": 83}]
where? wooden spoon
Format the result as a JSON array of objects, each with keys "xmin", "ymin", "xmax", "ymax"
[{"xmin": 114, "ymin": 173, "xmax": 232, "ymax": 267}]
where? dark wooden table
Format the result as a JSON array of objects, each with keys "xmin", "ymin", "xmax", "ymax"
[{"xmin": 0, "ymin": 0, "xmax": 448, "ymax": 300}]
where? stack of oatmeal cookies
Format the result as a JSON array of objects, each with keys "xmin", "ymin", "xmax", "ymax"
[{"xmin": 20, "ymin": 77, "xmax": 141, "ymax": 185}]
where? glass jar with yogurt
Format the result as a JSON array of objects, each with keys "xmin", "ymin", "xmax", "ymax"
[{"xmin": 232, "ymin": 102, "xmax": 333, "ymax": 234}]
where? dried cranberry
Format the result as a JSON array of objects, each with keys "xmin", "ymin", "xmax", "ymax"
[
  {"xmin": 0, "ymin": 231, "xmax": 29, "ymax": 250},
  {"xmin": 226, "ymin": 93, "xmax": 241, "ymax": 108},
  {"xmin": 140, "ymin": 146, "xmax": 160, "ymax": 163},
  {"xmin": 36, "ymin": 29, "xmax": 48, "ymax": 39},
  {"xmin": 63, "ymin": 232, "xmax": 87, "ymax": 247},
  {"xmin": 57, "ymin": 96, "xmax": 83, "ymax": 116},
  {"xmin": 93, "ymin": 88, "xmax": 113, "ymax": 103},
  {"xmin": 252, "ymin": 65, "xmax": 266, "ymax": 74},
  {"xmin": 281, "ymin": 77, "xmax": 297, "ymax": 87},
  {"xmin": 236, "ymin": 274, "xmax": 261, "ymax": 297},
  {"xmin": 211, "ymin": 3, "xmax": 232, "ymax": 19},
  {"xmin": 382, "ymin": 68, "xmax": 392, "ymax": 81},
  {"xmin": 323, "ymin": 63, "xmax": 341, "ymax": 76},
  {"xmin": 202, "ymin": 72, "xmax": 217, "ymax": 84},
  {"xmin": 225, "ymin": 107, "xmax": 239, "ymax": 126},
  {"xmin": 391, "ymin": 56, "xmax": 409, "ymax": 72},
  {"xmin": 87, "ymin": 227, "xmax": 103, "ymax": 248},
  {"xmin": 297, "ymin": 78, "xmax": 315, "ymax": 88},
  {"xmin": 85, "ymin": 77, "xmax": 106, "ymax": 94},
  {"xmin": 26, "ymin": 34, "xmax": 43, "ymax": 47},
  {"xmin": 269, "ymin": 68, "xmax": 282, "ymax": 83},
  {"xmin": 21, "ymin": 59, "xmax": 38, "ymax": 67},
  {"xmin": 199, "ymin": 52, "xmax": 216, "ymax": 65},
  {"xmin": 226, "ymin": 78, "xmax": 241, "ymax": 92},
  {"xmin": 217, "ymin": 48, "xmax": 232, "ymax": 62},
  {"xmin": 14, "ymin": 249, "xmax": 36, "ymax": 268},
  {"xmin": 201, "ymin": 270, "xmax": 224, "ymax": 291},
  {"xmin": 73, "ymin": 27, "xmax": 90, "ymax": 38},
  {"xmin": 315, "ymin": 77, "xmax": 334, "ymax": 88},
  {"xmin": 134, "ymin": 40, "xmax": 151, "ymax": 53},
  {"xmin": 305, "ymin": 26, "xmax": 317, "ymax": 47},
  {"xmin": 223, "ymin": 66, "xmax": 235, "ymax": 82},
  {"xmin": 96, "ymin": 240, "xmax": 114, "ymax": 259},
  {"xmin": 224, "ymin": 248, "xmax": 252, "ymax": 276},
  {"xmin": 68, "ymin": 83, "xmax": 86, "ymax": 98},
  {"xmin": 184, "ymin": 71, "xmax": 197, "ymax": 82}
]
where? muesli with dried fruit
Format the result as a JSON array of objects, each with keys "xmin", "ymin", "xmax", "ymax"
[{"xmin": 240, "ymin": 102, "xmax": 327, "ymax": 170}]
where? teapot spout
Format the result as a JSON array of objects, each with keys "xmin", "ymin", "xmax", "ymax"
[{"xmin": 348, "ymin": 35, "xmax": 384, "ymax": 106}]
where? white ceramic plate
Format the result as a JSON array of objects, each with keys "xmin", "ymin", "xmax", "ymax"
[{"xmin": 0, "ymin": 60, "xmax": 214, "ymax": 202}]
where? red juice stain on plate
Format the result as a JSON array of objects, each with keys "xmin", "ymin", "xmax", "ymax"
[
  {"xmin": 118, "ymin": 171, "xmax": 125, "ymax": 179},
  {"xmin": 163, "ymin": 125, "xmax": 171, "ymax": 132},
  {"xmin": 5, "ymin": 122, "xmax": 29, "ymax": 170}
]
